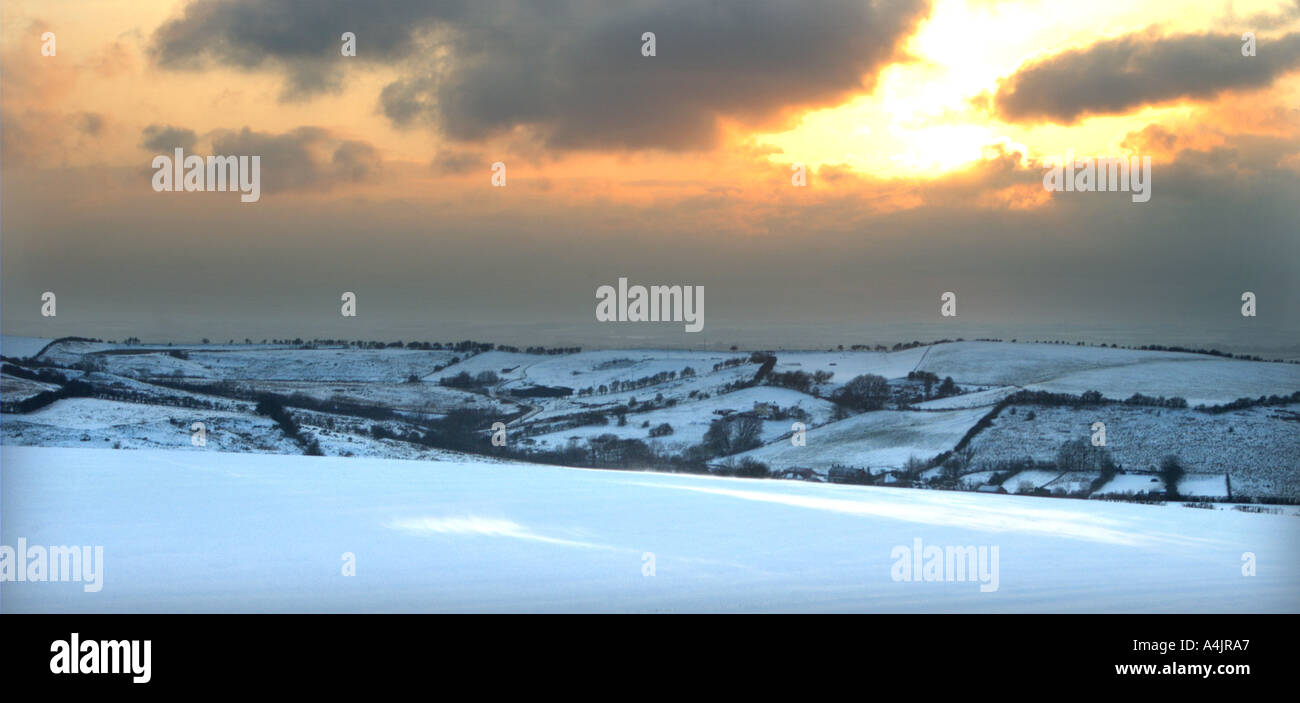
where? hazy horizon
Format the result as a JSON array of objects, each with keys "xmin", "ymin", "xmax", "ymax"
[{"xmin": 4, "ymin": 320, "xmax": 1298, "ymax": 361}]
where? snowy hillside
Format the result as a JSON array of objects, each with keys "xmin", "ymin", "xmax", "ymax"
[
  {"xmin": 3, "ymin": 336, "xmax": 1298, "ymax": 501},
  {"xmin": 917, "ymin": 342, "xmax": 1300, "ymax": 406},
  {"xmin": 3, "ymin": 446, "xmax": 1296, "ymax": 613},
  {"xmin": 525, "ymin": 386, "xmax": 836, "ymax": 452},
  {"xmin": 732, "ymin": 405, "xmax": 992, "ymax": 471}
]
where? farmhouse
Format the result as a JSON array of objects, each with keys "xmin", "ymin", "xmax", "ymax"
[{"xmin": 828, "ymin": 465, "xmax": 870, "ymax": 484}]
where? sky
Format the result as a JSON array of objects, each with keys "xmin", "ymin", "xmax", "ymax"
[{"xmin": 2, "ymin": 0, "xmax": 1298, "ymax": 354}]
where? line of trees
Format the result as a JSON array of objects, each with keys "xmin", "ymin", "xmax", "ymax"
[
  {"xmin": 254, "ymin": 395, "xmax": 323, "ymax": 456},
  {"xmin": 2, "ymin": 379, "xmax": 94, "ymax": 413}
]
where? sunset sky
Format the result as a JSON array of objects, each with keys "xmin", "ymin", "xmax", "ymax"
[{"xmin": 3, "ymin": 0, "xmax": 1298, "ymax": 352}]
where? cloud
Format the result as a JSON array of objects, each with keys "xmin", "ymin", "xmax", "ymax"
[
  {"xmin": 150, "ymin": 0, "xmax": 930, "ymax": 150},
  {"xmin": 331, "ymin": 140, "xmax": 382, "ymax": 182},
  {"xmin": 5, "ymin": 126, "xmax": 1297, "ymax": 347},
  {"xmin": 208, "ymin": 126, "xmax": 382, "ymax": 192},
  {"xmin": 150, "ymin": 0, "xmax": 439, "ymax": 97},
  {"xmin": 141, "ymin": 124, "xmax": 198, "ymax": 151},
  {"xmin": 431, "ymin": 150, "xmax": 485, "ymax": 175},
  {"xmin": 85, "ymin": 40, "xmax": 136, "ymax": 79},
  {"xmin": 78, "ymin": 113, "xmax": 105, "ymax": 136},
  {"xmin": 993, "ymin": 31, "xmax": 1300, "ymax": 124},
  {"xmin": 0, "ymin": 20, "xmax": 81, "ymax": 166}
]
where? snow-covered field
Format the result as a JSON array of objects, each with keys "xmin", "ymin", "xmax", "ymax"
[
  {"xmin": 1002, "ymin": 470, "xmax": 1064, "ymax": 493},
  {"xmin": 509, "ymin": 349, "xmax": 745, "ymax": 389},
  {"xmin": 732, "ymin": 405, "xmax": 991, "ymax": 471},
  {"xmin": 771, "ymin": 348, "xmax": 929, "ymax": 390},
  {"xmin": 916, "ymin": 342, "xmax": 1300, "ymax": 405},
  {"xmin": 1096, "ymin": 473, "xmax": 1167, "ymax": 496},
  {"xmin": 525, "ymin": 386, "xmax": 836, "ymax": 451},
  {"xmin": 3, "ymin": 446, "xmax": 1296, "ymax": 613},
  {"xmin": 915, "ymin": 386, "xmax": 1018, "ymax": 409},
  {"xmin": 969, "ymin": 404, "xmax": 1300, "ymax": 499},
  {"xmin": 105, "ymin": 347, "xmax": 461, "ymax": 383},
  {"xmin": 915, "ymin": 342, "xmax": 1191, "ymax": 386},
  {"xmin": 2, "ymin": 398, "xmax": 293, "ymax": 454},
  {"xmin": 229, "ymin": 379, "xmax": 505, "ymax": 414},
  {"xmin": 0, "ymin": 374, "xmax": 60, "ymax": 403},
  {"xmin": 1026, "ymin": 359, "xmax": 1300, "ymax": 407}
]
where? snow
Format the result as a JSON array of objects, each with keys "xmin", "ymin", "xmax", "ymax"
[
  {"xmin": 1, "ymin": 398, "xmax": 295, "ymax": 454},
  {"xmin": 17, "ymin": 398, "xmax": 220, "ymax": 431},
  {"xmin": 1027, "ymin": 359, "xmax": 1300, "ymax": 407},
  {"xmin": 234, "ymin": 379, "xmax": 506, "ymax": 415},
  {"xmin": 525, "ymin": 386, "xmax": 835, "ymax": 450},
  {"xmin": 959, "ymin": 471, "xmax": 999, "ymax": 487},
  {"xmin": 1177, "ymin": 473, "xmax": 1230, "ymax": 499},
  {"xmin": 968, "ymin": 404, "xmax": 1300, "ymax": 499},
  {"xmin": 1097, "ymin": 473, "xmax": 1166, "ymax": 495},
  {"xmin": 3, "ymin": 446, "xmax": 1296, "ymax": 613},
  {"xmin": 730, "ymin": 405, "xmax": 992, "ymax": 472},
  {"xmin": 525, "ymin": 364, "xmax": 758, "ymax": 422},
  {"xmin": 0, "ymin": 374, "xmax": 60, "ymax": 402},
  {"xmin": 421, "ymin": 350, "xmax": 537, "ymax": 383},
  {"xmin": 902, "ymin": 341, "xmax": 1300, "ymax": 407},
  {"xmin": 915, "ymin": 386, "xmax": 1017, "ymax": 409},
  {"xmin": 1001, "ymin": 470, "xmax": 1064, "ymax": 493},
  {"xmin": 919, "ymin": 341, "xmax": 1197, "ymax": 386},
  {"xmin": 770, "ymin": 348, "xmax": 929, "ymax": 383},
  {"xmin": 1045, "ymin": 473, "xmax": 1100, "ymax": 494},
  {"xmin": 148, "ymin": 348, "xmax": 460, "ymax": 383},
  {"xmin": 519, "ymin": 349, "xmax": 745, "ymax": 389},
  {"xmin": 27, "ymin": 340, "xmax": 120, "ymax": 365}
]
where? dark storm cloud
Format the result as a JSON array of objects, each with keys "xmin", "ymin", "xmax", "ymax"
[
  {"xmin": 993, "ymin": 32, "xmax": 1300, "ymax": 124},
  {"xmin": 140, "ymin": 124, "xmax": 198, "ymax": 151},
  {"xmin": 150, "ymin": 0, "xmax": 930, "ymax": 150},
  {"xmin": 150, "ymin": 0, "xmax": 444, "ymax": 97}
]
